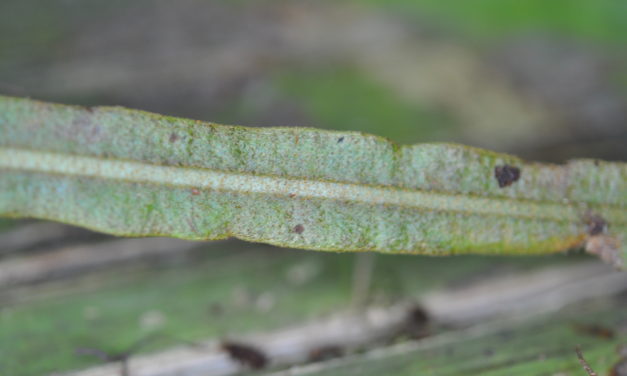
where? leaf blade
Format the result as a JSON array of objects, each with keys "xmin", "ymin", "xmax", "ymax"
[{"xmin": 0, "ymin": 96, "xmax": 625, "ymax": 264}]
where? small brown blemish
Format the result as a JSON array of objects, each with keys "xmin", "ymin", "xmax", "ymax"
[
  {"xmin": 583, "ymin": 213, "xmax": 622, "ymax": 269},
  {"xmin": 71, "ymin": 112, "xmax": 102, "ymax": 143},
  {"xmin": 401, "ymin": 305, "xmax": 430, "ymax": 339},
  {"xmin": 407, "ymin": 305, "xmax": 429, "ymax": 325},
  {"xmin": 191, "ymin": 188, "xmax": 201, "ymax": 196},
  {"xmin": 308, "ymin": 345, "xmax": 344, "ymax": 362},
  {"xmin": 288, "ymin": 193, "xmax": 296, "ymax": 198},
  {"xmin": 494, "ymin": 164, "xmax": 521, "ymax": 188},
  {"xmin": 585, "ymin": 213, "xmax": 607, "ymax": 236},
  {"xmin": 221, "ymin": 342, "xmax": 267, "ymax": 370},
  {"xmin": 573, "ymin": 323, "xmax": 615, "ymax": 340},
  {"xmin": 169, "ymin": 133, "xmax": 179, "ymax": 143},
  {"xmin": 337, "ymin": 136, "xmax": 345, "ymax": 143},
  {"xmin": 293, "ymin": 224, "xmax": 305, "ymax": 234},
  {"xmin": 594, "ymin": 160, "xmax": 600, "ymax": 167}
]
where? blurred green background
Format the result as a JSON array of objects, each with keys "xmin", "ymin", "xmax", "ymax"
[
  {"xmin": 0, "ymin": 1, "xmax": 626, "ymax": 375},
  {"xmin": 1, "ymin": 0, "xmax": 625, "ymax": 160}
]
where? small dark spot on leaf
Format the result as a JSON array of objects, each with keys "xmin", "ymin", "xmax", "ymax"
[
  {"xmin": 191, "ymin": 188, "xmax": 201, "ymax": 196},
  {"xmin": 308, "ymin": 345, "xmax": 344, "ymax": 362},
  {"xmin": 573, "ymin": 323, "xmax": 615, "ymax": 340},
  {"xmin": 337, "ymin": 137, "xmax": 345, "ymax": 143},
  {"xmin": 483, "ymin": 348, "xmax": 495, "ymax": 357},
  {"xmin": 401, "ymin": 305, "xmax": 431, "ymax": 339},
  {"xmin": 293, "ymin": 224, "xmax": 305, "ymax": 234},
  {"xmin": 169, "ymin": 133, "xmax": 179, "ymax": 143},
  {"xmin": 583, "ymin": 213, "xmax": 620, "ymax": 270},
  {"xmin": 407, "ymin": 305, "xmax": 429, "ymax": 325},
  {"xmin": 85, "ymin": 106, "xmax": 95, "ymax": 113},
  {"xmin": 289, "ymin": 193, "xmax": 296, "ymax": 198},
  {"xmin": 70, "ymin": 112, "xmax": 102, "ymax": 143},
  {"xmin": 494, "ymin": 165, "xmax": 521, "ymax": 188},
  {"xmin": 221, "ymin": 342, "xmax": 267, "ymax": 370},
  {"xmin": 584, "ymin": 214, "xmax": 607, "ymax": 236}
]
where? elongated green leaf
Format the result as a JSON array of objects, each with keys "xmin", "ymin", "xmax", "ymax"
[{"xmin": 0, "ymin": 96, "xmax": 625, "ymax": 266}]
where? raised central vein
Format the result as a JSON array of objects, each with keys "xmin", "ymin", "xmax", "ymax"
[{"xmin": 0, "ymin": 147, "xmax": 578, "ymax": 222}]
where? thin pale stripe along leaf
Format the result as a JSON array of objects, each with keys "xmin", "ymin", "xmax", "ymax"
[{"xmin": 0, "ymin": 96, "xmax": 625, "ymax": 267}]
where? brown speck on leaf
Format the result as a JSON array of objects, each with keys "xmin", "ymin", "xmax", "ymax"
[
  {"xmin": 585, "ymin": 213, "xmax": 607, "ymax": 236},
  {"xmin": 494, "ymin": 164, "xmax": 521, "ymax": 188},
  {"xmin": 573, "ymin": 323, "xmax": 615, "ymax": 340},
  {"xmin": 71, "ymin": 112, "xmax": 102, "ymax": 143},
  {"xmin": 221, "ymin": 342, "xmax": 267, "ymax": 370},
  {"xmin": 169, "ymin": 133, "xmax": 179, "ymax": 143},
  {"xmin": 401, "ymin": 305, "xmax": 431, "ymax": 339},
  {"xmin": 594, "ymin": 160, "xmax": 600, "ymax": 167},
  {"xmin": 583, "ymin": 213, "xmax": 623, "ymax": 269},
  {"xmin": 308, "ymin": 345, "xmax": 344, "ymax": 362},
  {"xmin": 407, "ymin": 305, "xmax": 429, "ymax": 325},
  {"xmin": 337, "ymin": 137, "xmax": 345, "ymax": 143},
  {"xmin": 293, "ymin": 224, "xmax": 305, "ymax": 234},
  {"xmin": 289, "ymin": 193, "xmax": 296, "ymax": 198},
  {"xmin": 191, "ymin": 188, "xmax": 201, "ymax": 196}
]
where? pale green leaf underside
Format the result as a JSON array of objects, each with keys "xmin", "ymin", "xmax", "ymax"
[{"xmin": 0, "ymin": 96, "xmax": 625, "ymax": 263}]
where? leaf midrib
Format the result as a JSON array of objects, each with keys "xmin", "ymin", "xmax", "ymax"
[{"xmin": 2, "ymin": 147, "xmax": 616, "ymax": 225}]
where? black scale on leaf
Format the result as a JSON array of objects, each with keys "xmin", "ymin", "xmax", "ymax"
[
  {"xmin": 221, "ymin": 342, "xmax": 268, "ymax": 370},
  {"xmin": 494, "ymin": 165, "xmax": 521, "ymax": 188}
]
